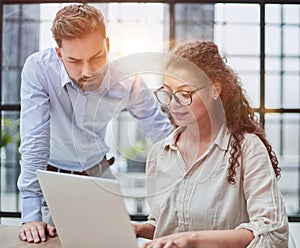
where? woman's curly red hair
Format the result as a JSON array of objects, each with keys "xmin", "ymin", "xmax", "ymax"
[{"xmin": 170, "ymin": 40, "xmax": 281, "ymax": 183}]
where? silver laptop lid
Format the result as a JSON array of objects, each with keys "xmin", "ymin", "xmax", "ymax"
[{"xmin": 36, "ymin": 170, "xmax": 139, "ymax": 248}]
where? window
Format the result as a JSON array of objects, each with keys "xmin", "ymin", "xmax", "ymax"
[{"xmin": 1, "ymin": 1, "xmax": 299, "ymax": 224}]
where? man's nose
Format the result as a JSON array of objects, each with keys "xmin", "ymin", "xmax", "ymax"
[{"xmin": 82, "ymin": 62, "xmax": 94, "ymax": 77}]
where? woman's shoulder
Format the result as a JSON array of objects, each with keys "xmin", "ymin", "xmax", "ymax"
[
  {"xmin": 239, "ymin": 132, "xmax": 271, "ymax": 161},
  {"xmin": 241, "ymin": 132, "xmax": 265, "ymax": 147}
]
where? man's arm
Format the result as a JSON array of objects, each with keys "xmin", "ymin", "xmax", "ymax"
[
  {"xmin": 132, "ymin": 222, "xmax": 155, "ymax": 240},
  {"xmin": 17, "ymin": 54, "xmax": 54, "ymax": 242},
  {"xmin": 127, "ymin": 76, "xmax": 174, "ymax": 144}
]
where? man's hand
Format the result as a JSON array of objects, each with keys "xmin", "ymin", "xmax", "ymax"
[
  {"xmin": 18, "ymin": 221, "xmax": 56, "ymax": 243},
  {"xmin": 132, "ymin": 222, "xmax": 155, "ymax": 240}
]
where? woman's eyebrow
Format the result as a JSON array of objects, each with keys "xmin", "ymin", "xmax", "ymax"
[{"xmin": 163, "ymin": 83, "xmax": 192, "ymax": 91}]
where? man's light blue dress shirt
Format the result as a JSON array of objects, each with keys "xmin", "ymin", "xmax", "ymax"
[{"xmin": 17, "ymin": 48, "xmax": 173, "ymax": 223}]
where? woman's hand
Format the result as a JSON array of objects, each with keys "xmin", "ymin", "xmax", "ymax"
[
  {"xmin": 141, "ymin": 232, "xmax": 193, "ymax": 248},
  {"xmin": 141, "ymin": 229, "xmax": 254, "ymax": 248}
]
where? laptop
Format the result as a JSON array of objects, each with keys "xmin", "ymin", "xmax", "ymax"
[{"xmin": 36, "ymin": 170, "xmax": 149, "ymax": 248}]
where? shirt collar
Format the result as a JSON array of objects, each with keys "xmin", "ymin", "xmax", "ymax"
[
  {"xmin": 161, "ymin": 126, "xmax": 185, "ymax": 150},
  {"xmin": 161, "ymin": 124, "xmax": 230, "ymax": 151},
  {"xmin": 98, "ymin": 63, "xmax": 111, "ymax": 91},
  {"xmin": 59, "ymin": 61, "xmax": 111, "ymax": 92},
  {"xmin": 213, "ymin": 124, "xmax": 230, "ymax": 151},
  {"xmin": 60, "ymin": 63, "xmax": 71, "ymax": 88}
]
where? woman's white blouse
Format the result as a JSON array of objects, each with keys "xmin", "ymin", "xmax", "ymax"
[{"xmin": 146, "ymin": 126, "xmax": 289, "ymax": 247}]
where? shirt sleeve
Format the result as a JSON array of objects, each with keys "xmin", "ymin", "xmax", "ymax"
[
  {"xmin": 127, "ymin": 76, "xmax": 174, "ymax": 144},
  {"xmin": 17, "ymin": 54, "xmax": 51, "ymax": 223},
  {"xmin": 235, "ymin": 134, "xmax": 289, "ymax": 247}
]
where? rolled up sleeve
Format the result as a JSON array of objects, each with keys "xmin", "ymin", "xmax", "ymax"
[{"xmin": 236, "ymin": 134, "xmax": 289, "ymax": 247}]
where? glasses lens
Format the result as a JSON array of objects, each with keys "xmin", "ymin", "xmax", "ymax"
[
  {"xmin": 175, "ymin": 91, "xmax": 192, "ymax": 106},
  {"xmin": 156, "ymin": 90, "xmax": 171, "ymax": 106}
]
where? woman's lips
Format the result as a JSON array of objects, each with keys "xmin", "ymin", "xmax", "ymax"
[{"xmin": 171, "ymin": 111, "xmax": 188, "ymax": 120}]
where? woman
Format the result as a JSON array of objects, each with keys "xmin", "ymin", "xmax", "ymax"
[{"xmin": 133, "ymin": 41, "xmax": 289, "ymax": 247}]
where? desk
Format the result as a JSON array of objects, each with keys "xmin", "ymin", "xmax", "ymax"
[{"xmin": 0, "ymin": 224, "xmax": 61, "ymax": 247}]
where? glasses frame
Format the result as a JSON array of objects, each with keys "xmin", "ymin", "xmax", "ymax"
[{"xmin": 154, "ymin": 84, "xmax": 210, "ymax": 107}]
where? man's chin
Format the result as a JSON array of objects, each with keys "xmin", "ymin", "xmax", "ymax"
[{"xmin": 81, "ymin": 81, "xmax": 101, "ymax": 91}]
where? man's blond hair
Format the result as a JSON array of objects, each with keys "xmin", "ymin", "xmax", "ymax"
[{"xmin": 51, "ymin": 3, "xmax": 106, "ymax": 47}]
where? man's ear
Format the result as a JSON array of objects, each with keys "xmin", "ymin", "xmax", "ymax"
[
  {"xmin": 55, "ymin": 47, "xmax": 63, "ymax": 61},
  {"xmin": 105, "ymin": 37, "xmax": 110, "ymax": 53}
]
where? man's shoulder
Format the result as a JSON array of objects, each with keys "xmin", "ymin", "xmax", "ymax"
[{"xmin": 26, "ymin": 47, "xmax": 58, "ymax": 64}]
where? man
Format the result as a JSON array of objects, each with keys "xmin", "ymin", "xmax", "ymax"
[{"xmin": 17, "ymin": 3, "xmax": 173, "ymax": 243}]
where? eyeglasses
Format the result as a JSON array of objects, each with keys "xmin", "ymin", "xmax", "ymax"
[{"xmin": 154, "ymin": 84, "xmax": 210, "ymax": 107}]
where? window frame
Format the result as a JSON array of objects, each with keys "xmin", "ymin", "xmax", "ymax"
[{"xmin": 1, "ymin": 0, "xmax": 299, "ymax": 222}]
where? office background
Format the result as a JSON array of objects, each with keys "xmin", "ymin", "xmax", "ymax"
[{"xmin": 0, "ymin": 0, "xmax": 299, "ymax": 244}]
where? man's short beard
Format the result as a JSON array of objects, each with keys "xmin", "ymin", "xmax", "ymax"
[{"xmin": 79, "ymin": 66, "xmax": 108, "ymax": 91}]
